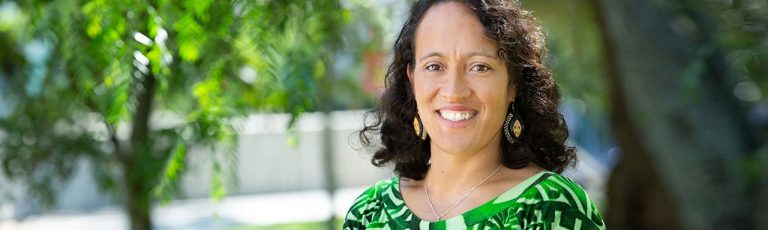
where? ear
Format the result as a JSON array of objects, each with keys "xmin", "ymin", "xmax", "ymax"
[{"xmin": 407, "ymin": 63, "xmax": 413, "ymax": 81}]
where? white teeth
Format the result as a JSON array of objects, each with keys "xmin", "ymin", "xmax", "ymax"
[{"xmin": 439, "ymin": 110, "xmax": 476, "ymax": 121}]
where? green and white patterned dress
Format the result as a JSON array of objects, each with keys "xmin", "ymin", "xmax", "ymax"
[{"xmin": 343, "ymin": 171, "xmax": 606, "ymax": 229}]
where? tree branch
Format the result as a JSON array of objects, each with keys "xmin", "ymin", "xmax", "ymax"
[{"xmin": 83, "ymin": 97, "xmax": 127, "ymax": 162}]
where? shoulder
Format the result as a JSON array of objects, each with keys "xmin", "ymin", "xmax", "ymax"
[
  {"xmin": 514, "ymin": 172, "xmax": 606, "ymax": 230},
  {"xmin": 535, "ymin": 173, "xmax": 594, "ymax": 205},
  {"xmin": 350, "ymin": 176, "xmax": 399, "ymax": 206},
  {"xmin": 343, "ymin": 177, "xmax": 399, "ymax": 229}
]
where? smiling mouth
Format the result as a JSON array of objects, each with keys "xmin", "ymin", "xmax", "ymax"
[{"xmin": 439, "ymin": 110, "xmax": 478, "ymax": 121}]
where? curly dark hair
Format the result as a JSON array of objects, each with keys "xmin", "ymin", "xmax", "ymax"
[{"xmin": 359, "ymin": 0, "xmax": 576, "ymax": 180}]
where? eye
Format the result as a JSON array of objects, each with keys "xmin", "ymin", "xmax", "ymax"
[
  {"xmin": 471, "ymin": 64, "xmax": 492, "ymax": 72},
  {"xmin": 425, "ymin": 63, "xmax": 443, "ymax": 72}
]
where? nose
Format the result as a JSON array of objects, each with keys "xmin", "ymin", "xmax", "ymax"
[{"xmin": 440, "ymin": 70, "xmax": 471, "ymax": 101}]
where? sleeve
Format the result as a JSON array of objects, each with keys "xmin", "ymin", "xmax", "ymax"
[
  {"xmin": 520, "ymin": 175, "xmax": 606, "ymax": 230},
  {"xmin": 521, "ymin": 200, "xmax": 606, "ymax": 230},
  {"xmin": 342, "ymin": 185, "xmax": 378, "ymax": 230}
]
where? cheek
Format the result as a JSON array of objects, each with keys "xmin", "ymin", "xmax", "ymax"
[
  {"xmin": 481, "ymin": 79, "xmax": 513, "ymax": 111},
  {"xmin": 412, "ymin": 75, "xmax": 436, "ymax": 99},
  {"xmin": 411, "ymin": 75, "xmax": 431, "ymax": 111},
  {"xmin": 411, "ymin": 76, "xmax": 422, "ymax": 102}
]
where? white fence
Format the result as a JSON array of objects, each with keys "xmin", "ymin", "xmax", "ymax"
[{"xmin": 2, "ymin": 110, "xmax": 391, "ymax": 218}]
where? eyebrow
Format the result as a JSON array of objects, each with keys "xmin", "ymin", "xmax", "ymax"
[{"xmin": 417, "ymin": 51, "xmax": 499, "ymax": 62}]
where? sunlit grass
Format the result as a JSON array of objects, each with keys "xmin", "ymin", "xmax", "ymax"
[{"xmin": 230, "ymin": 219, "xmax": 344, "ymax": 230}]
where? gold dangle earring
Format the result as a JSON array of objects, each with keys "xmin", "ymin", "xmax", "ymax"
[
  {"xmin": 413, "ymin": 115, "xmax": 428, "ymax": 140},
  {"xmin": 504, "ymin": 103, "xmax": 523, "ymax": 144}
]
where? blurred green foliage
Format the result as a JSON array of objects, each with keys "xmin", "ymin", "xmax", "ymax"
[
  {"xmin": 523, "ymin": 0, "xmax": 767, "ymax": 158},
  {"xmin": 527, "ymin": 0, "xmax": 767, "ymax": 114},
  {"xmin": 526, "ymin": 0, "xmax": 609, "ymax": 116},
  {"xmin": 0, "ymin": 0, "xmax": 389, "ymax": 228}
]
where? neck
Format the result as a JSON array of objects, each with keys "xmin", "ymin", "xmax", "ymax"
[{"xmin": 425, "ymin": 140, "xmax": 503, "ymax": 197}]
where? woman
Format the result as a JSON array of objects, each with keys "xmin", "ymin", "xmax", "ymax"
[{"xmin": 344, "ymin": 0, "xmax": 605, "ymax": 229}]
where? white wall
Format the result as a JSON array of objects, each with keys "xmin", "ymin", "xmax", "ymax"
[{"xmin": 179, "ymin": 110, "xmax": 391, "ymax": 198}]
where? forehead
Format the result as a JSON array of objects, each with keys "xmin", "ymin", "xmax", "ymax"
[{"xmin": 413, "ymin": 2, "xmax": 498, "ymax": 57}]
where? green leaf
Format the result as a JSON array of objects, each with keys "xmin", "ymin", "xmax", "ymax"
[
  {"xmin": 313, "ymin": 59, "xmax": 326, "ymax": 80},
  {"xmin": 153, "ymin": 140, "xmax": 187, "ymax": 204},
  {"xmin": 174, "ymin": 15, "xmax": 205, "ymax": 62}
]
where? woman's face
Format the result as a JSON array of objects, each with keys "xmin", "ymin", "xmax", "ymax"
[{"xmin": 411, "ymin": 2, "xmax": 515, "ymax": 157}]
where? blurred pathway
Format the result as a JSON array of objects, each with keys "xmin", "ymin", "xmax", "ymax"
[{"xmin": 0, "ymin": 187, "xmax": 367, "ymax": 230}]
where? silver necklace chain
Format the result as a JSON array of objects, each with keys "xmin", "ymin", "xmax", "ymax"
[{"xmin": 424, "ymin": 164, "xmax": 503, "ymax": 221}]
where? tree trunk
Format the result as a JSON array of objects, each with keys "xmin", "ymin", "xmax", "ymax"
[
  {"xmin": 125, "ymin": 171, "xmax": 152, "ymax": 230},
  {"xmin": 122, "ymin": 70, "xmax": 158, "ymax": 230},
  {"xmin": 589, "ymin": 1, "xmax": 682, "ymax": 228},
  {"xmin": 592, "ymin": 0, "xmax": 756, "ymax": 229}
]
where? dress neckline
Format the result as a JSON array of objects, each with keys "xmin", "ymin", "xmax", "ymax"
[{"xmin": 390, "ymin": 170, "xmax": 550, "ymax": 227}]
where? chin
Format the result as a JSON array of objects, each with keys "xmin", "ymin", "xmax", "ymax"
[{"xmin": 431, "ymin": 140, "xmax": 479, "ymax": 155}]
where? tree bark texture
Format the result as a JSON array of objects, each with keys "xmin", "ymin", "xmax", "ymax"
[
  {"xmin": 125, "ymin": 173, "xmax": 152, "ymax": 230},
  {"xmin": 592, "ymin": 0, "xmax": 756, "ymax": 229},
  {"xmin": 123, "ymin": 71, "xmax": 158, "ymax": 230}
]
